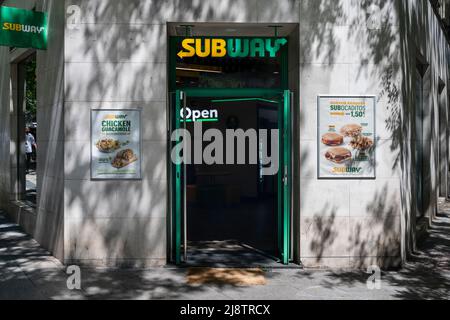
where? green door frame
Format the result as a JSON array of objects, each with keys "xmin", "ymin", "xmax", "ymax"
[
  {"xmin": 282, "ymin": 90, "xmax": 292, "ymax": 264},
  {"xmin": 170, "ymin": 88, "xmax": 292, "ymax": 265}
]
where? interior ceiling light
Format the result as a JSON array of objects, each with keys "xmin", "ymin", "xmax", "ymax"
[
  {"xmin": 176, "ymin": 64, "xmax": 223, "ymax": 74},
  {"xmin": 176, "ymin": 67, "xmax": 222, "ymax": 74}
]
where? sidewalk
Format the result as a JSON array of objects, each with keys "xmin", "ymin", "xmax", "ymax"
[{"xmin": 0, "ymin": 202, "xmax": 449, "ymax": 300}]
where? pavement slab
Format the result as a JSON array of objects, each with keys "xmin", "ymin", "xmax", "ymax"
[{"xmin": 0, "ymin": 199, "xmax": 450, "ymax": 300}]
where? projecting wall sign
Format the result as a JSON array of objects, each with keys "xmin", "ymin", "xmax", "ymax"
[{"xmin": 0, "ymin": 6, "xmax": 48, "ymax": 50}]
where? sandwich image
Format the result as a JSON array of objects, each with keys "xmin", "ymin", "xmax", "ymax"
[
  {"xmin": 321, "ymin": 132, "xmax": 344, "ymax": 146},
  {"xmin": 350, "ymin": 135, "xmax": 374, "ymax": 150},
  {"xmin": 96, "ymin": 138, "xmax": 121, "ymax": 153},
  {"xmin": 111, "ymin": 149, "xmax": 138, "ymax": 169},
  {"xmin": 340, "ymin": 124, "xmax": 363, "ymax": 137},
  {"xmin": 325, "ymin": 147, "xmax": 352, "ymax": 164}
]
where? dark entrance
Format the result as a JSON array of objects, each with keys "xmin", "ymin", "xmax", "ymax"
[
  {"xmin": 184, "ymin": 97, "xmax": 279, "ymax": 266},
  {"xmin": 170, "ymin": 90, "xmax": 292, "ymax": 266}
]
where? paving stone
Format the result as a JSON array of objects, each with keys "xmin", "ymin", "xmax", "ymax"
[{"xmin": 1, "ymin": 203, "xmax": 450, "ymax": 300}]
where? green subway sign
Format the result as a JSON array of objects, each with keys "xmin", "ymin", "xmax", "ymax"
[{"xmin": 0, "ymin": 6, "xmax": 48, "ymax": 50}]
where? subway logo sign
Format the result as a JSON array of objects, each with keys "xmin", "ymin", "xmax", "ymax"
[
  {"xmin": 2, "ymin": 22, "xmax": 45, "ymax": 34},
  {"xmin": 177, "ymin": 38, "xmax": 288, "ymax": 59},
  {"xmin": 0, "ymin": 6, "xmax": 48, "ymax": 50}
]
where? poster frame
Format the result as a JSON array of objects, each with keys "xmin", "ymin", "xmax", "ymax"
[
  {"xmin": 90, "ymin": 108, "xmax": 142, "ymax": 181},
  {"xmin": 317, "ymin": 94, "xmax": 377, "ymax": 180}
]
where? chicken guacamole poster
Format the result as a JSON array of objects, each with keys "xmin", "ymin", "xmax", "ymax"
[
  {"xmin": 91, "ymin": 109, "xmax": 141, "ymax": 180},
  {"xmin": 318, "ymin": 96, "xmax": 376, "ymax": 179}
]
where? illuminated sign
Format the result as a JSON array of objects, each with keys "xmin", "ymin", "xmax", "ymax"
[
  {"xmin": 177, "ymin": 38, "xmax": 287, "ymax": 59},
  {"xmin": 181, "ymin": 107, "xmax": 219, "ymax": 122},
  {"xmin": 0, "ymin": 6, "xmax": 48, "ymax": 50}
]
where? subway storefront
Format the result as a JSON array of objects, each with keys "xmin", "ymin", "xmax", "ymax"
[
  {"xmin": 1, "ymin": 0, "xmax": 448, "ymax": 269},
  {"xmin": 168, "ymin": 31, "xmax": 294, "ymax": 266}
]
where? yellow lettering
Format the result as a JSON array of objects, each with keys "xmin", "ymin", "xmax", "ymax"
[
  {"xmin": 211, "ymin": 39, "xmax": 226, "ymax": 57},
  {"xmin": 3, "ymin": 22, "xmax": 9, "ymax": 30},
  {"xmin": 177, "ymin": 39, "xmax": 195, "ymax": 59},
  {"xmin": 195, "ymin": 39, "xmax": 210, "ymax": 58}
]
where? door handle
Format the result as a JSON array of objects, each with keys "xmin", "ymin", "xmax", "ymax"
[{"xmin": 283, "ymin": 165, "xmax": 288, "ymax": 185}]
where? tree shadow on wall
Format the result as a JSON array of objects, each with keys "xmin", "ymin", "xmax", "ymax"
[
  {"xmin": 62, "ymin": 0, "xmax": 271, "ymax": 300},
  {"xmin": 298, "ymin": 0, "xmax": 448, "ymax": 293},
  {"xmin": 22, "ymin": 0, "xmax": 450, "ymax": 300},
  {"xmin": 308, "ymin": 206, "xmax": 338, "ymax": 264}
]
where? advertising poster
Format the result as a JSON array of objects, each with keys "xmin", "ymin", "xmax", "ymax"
[
  {"xmin": 318, "ymin": 96, "xmax": 376, "ymax": 179},
  {"xmin": 91, "ymin": 109, "xmax": 141, "ymax": 180}
]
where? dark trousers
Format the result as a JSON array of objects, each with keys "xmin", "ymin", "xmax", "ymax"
[{"xmin": 26, "ymin": 153, "xmax": 32, "ymax": 173}]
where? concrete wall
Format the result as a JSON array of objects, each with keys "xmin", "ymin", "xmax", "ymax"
[
  {"xmin": 296, "ymin": 0, "xmax": 449, "ymax": 268},
  {"xmin": 34, "ymin": 0, "xmax": 65, "ymax": 261},
  {"xmin": 299, "ymin": 0, "xmax": 403, "ymax": 268},
  {"xmin": 63, "ymin": 0, "xmax": 168, "ymax": 267}
]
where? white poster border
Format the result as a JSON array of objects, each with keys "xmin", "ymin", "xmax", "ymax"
[
  {"xmin": 90, "ymin": 108, "xmax": 142, "ymax": 181},
  {"xmin": 317, "ymin": 95, "xmax": 377, "ymax": 180}
]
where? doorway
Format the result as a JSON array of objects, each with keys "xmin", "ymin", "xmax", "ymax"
[
  {"xmin": 167, "ymin": 23, "xmax": 298, "ymax": 266},
  {"xmin": 169, "ymin": 90, "xmax": 292, "ymax": 266},
  {"xmin": 21, "ymin": 53, "xmax": 38, "ymax": 208},
  {"xmin": 10, "ymin": 50, "xmax": 38, "ymax": 209}
]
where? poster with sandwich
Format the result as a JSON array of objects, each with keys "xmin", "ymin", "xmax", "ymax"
[
  {"xmin": 91, "ymin": 109, "xmax": 141, "ymax": 180},
  {"xmin": 318, "ymin": 96, "xmax": 376, "ymax": 179}
]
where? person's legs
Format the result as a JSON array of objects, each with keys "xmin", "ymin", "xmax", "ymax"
[{"xmin": 26, "ymin": 153, "xmax": 31, "ymax": 174}]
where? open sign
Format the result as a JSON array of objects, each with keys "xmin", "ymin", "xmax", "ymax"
[{"xmin": 180, "ymin": 107, "xmax": 219, "ymax": 122}]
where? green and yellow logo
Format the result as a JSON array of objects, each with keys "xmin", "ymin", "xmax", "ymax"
[
  {"xmin": 177, "ymin": 38, "xmax": 287, "ymax": 59},
  {"xmin": 332, "ymin": 167, "xmax": 363, "ymax": 174},
  {"xmin": 3, "ymin": 22, "xmax": 45, "ymax": 34}
]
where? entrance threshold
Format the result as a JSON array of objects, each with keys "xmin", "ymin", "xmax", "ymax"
[{"xmin": 180, "ymin": 240, "xmax": 301, "ymax": 269}]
